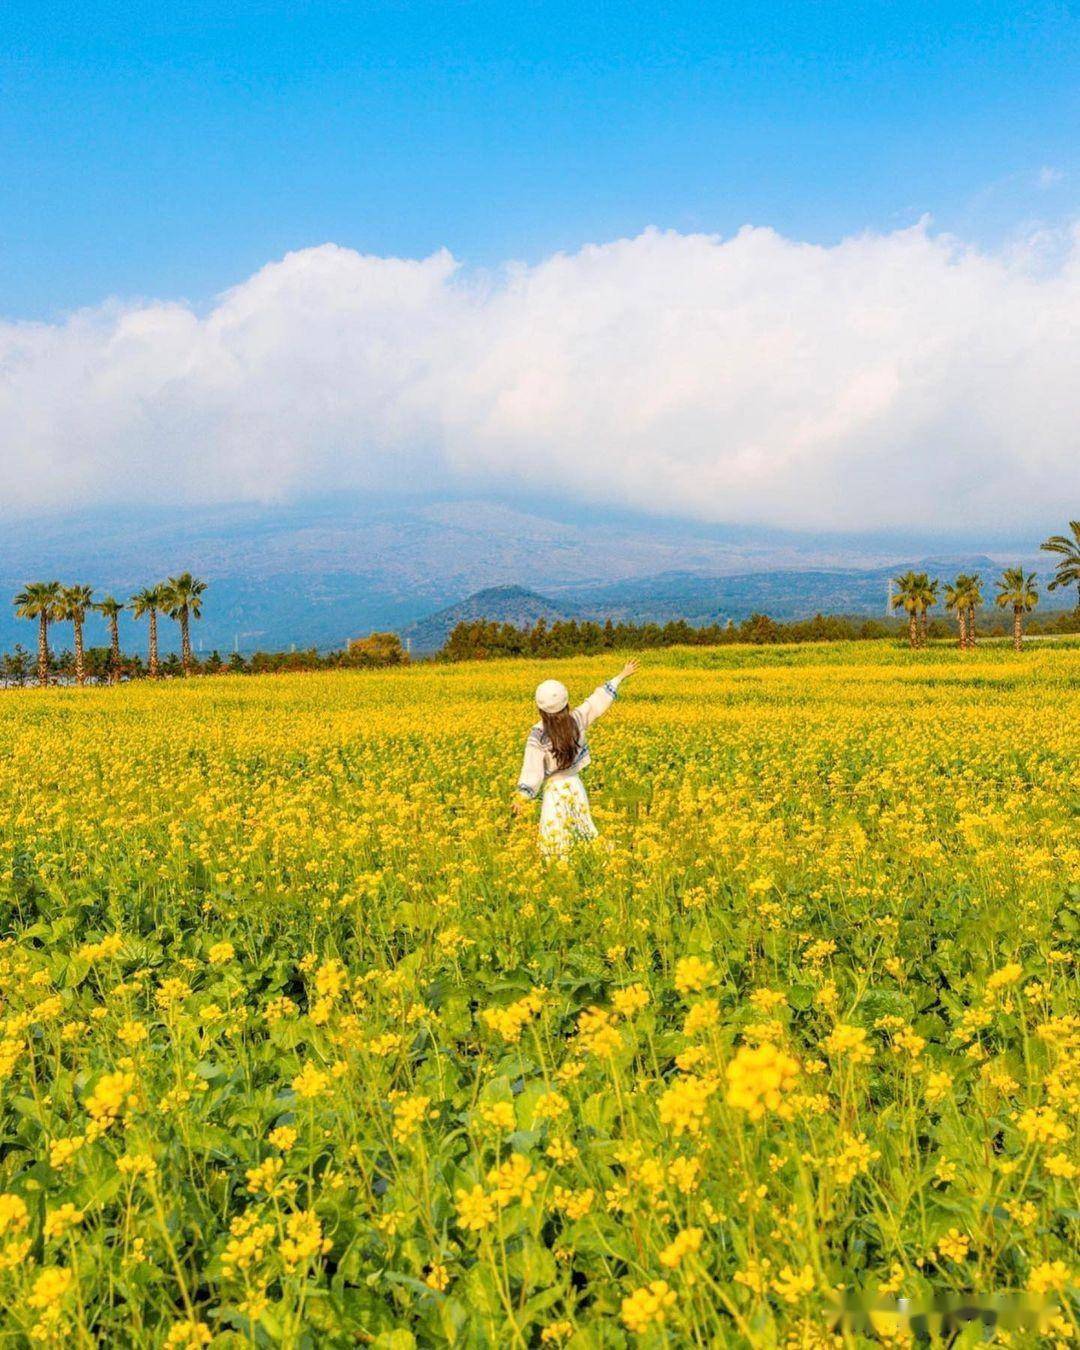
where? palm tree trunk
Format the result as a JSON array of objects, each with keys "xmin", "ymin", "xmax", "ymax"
[
  {"xmin": 37, "ymin": 615, "xmax": 49, "ymax": 687},
  {"xmin": 74, "ymin": 619, "xmax": 85, "ymax": 687},
  {"xmin": 908, "ymin": 613, "xmax": 918, "ymax": 648},
  {"xmin": 918, "ymin": 611, "xmax": 928, "ymax": 648},
  {"xmin": 109, "ymin": 619, "xmax": 120, "ymax": 684},
  {"xmin": 967, "ymin": 605, "xmax": 976, "ymax": 649},
  {"xmin": 1013, "ymin": 605, "xmax": 1023, "ymax": 652},
  {"xmin": 180, "ymin": 609, "xmax": 192, "ymax": 676},
  {"xmin": 148, "ymin": 609, "xmax": 159, "ymax": 678},
  {"xmin": 957, "ymin": 609, "xmax": 967, "ymax": 650}
]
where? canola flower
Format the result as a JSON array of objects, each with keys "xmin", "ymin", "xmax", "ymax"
[
  {"xmin": 0, "ymin": 642, "xmax": 1075, "ymax": 1343},
  {"xmin": 620, "ymin": 1279, "xmax": 678, "ymax": 1333},
  {"xmin": 726, "ymin": 1043, "xmax": 801, "ymax": 1120}
]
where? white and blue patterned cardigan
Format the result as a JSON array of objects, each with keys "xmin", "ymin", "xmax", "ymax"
[{"xmin": 516, "ymin": 675, "xmax": 623, "ymax": 800}]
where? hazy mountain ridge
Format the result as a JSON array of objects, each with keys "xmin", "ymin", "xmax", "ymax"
[{"xmin": 0, "ymin": 497, "xmax": 1055, "ymax": 654}]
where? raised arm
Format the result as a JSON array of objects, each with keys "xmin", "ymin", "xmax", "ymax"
[{"xmin": 575, "ymin": 659, "xmax": 639, "ymax": 728}]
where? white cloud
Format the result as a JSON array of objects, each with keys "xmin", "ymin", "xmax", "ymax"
[
  {"xmin": 1036, "ymin": 165, "xmax": 1065, "ymax": 188},
  {"xmin": 2, "ymin": 222, "xmax": 1079, "ymax": 532}
]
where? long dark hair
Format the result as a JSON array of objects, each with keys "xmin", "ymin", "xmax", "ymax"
[{"xmin": 540, "ymin": 704, "xmax": 580, "ymax": 770}]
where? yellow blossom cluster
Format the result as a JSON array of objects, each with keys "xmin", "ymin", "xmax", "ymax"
[{"xmin": 726, "ymin": 1043, "xmax": 801, "ymax": 1119}]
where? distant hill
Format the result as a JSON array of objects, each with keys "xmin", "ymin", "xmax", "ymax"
[{"xmin": 401, "ymin": 586, "xmax": 577, "ymax": 653}]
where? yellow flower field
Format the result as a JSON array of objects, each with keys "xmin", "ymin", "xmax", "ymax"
[{"xmin": 0, "ymin": 642, "xmax": 1077, "ymax": 1346}]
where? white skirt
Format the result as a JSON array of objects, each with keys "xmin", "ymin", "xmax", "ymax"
[{"xmin": 539, "ymin": 775, "xmax": 598, "ymax": 855}]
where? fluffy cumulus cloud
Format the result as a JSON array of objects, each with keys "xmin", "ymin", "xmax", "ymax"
[{"xmin": 2, "ymin": 222, "xmax": 1079, "ymax": 531}]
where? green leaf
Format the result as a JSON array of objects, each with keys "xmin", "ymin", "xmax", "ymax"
[
  {"xmin": 372, "ymin": 1331, "xmax": 417, "ymax": 1349},
  {"xmin": 581, "ymin": 1091, "xmax": 616, "ymax": 1135},
  {"xmin": 464, "ymin": 1263, "xmax": 505, "ymax": 1318},
  {"xmin": 506, "ymin": 1237, "xmax": 557, "ymax": 1293}
]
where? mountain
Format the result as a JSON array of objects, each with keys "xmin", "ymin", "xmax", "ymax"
[
  {"xmin": 0, "ymin": 494, "xmax": 1055, "ymax": 654},
  {"xmin": 401, "ymin": 587, "xmax": 576, "ymax": 653}
]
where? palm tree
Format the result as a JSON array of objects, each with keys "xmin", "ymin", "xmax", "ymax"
[
  {"xmin": 1040, "ymin": 520, "xmax": 1080, "ymax": 612},
  {"xmin": 965, "ymin": 574, "xmax": 983, "ymax": 650},
  {"xmin": 59, "ymin": 585, "xmax": 95, "ymax": 687},
  {"xmin": 131, "ymin": 585, "xmax": 168, "ymax": 678},
  {"xmin": 14, "ymin": 581, "xmax": 62, "ymax": 687},
  {"xmin": 915, "ymin": 573, "xmax": 939, "ymax": 648},
  {"xmin": 996, "ymin": 567, "xmax": 1039, "ymax": 651},
  {"xmin": 96, "ymin": 595, "xmax": 125, "ymax": 684},
  {"xmin": 164, "ymin": 573, "xmax": 207, "ymax": 676},
  {"xmin": 890, "ymin": 570, "xmax": 922, "ymax": 649},
  {"xmin": 944, "ymin": 576, "xmax": 970, "ymax": 650}
]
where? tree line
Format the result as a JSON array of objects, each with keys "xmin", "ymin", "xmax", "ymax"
[
  {"xmin": 13, "ymin": 574, "xmax": 207, "ymax": 687},
  {"xmin": 888, "ymin": 568, "xmax": 1041, "ymax": 650},
  {"xmin": 3, "ymin": 575, "xmax": 410, "ymax": 687},
  {"xmin": 887, "ymin": 522, "xmax": 1078, "ymax": 649},
  {"xmin": 439, "ymin": 604, "xmax": 1079, "ymax": 661}
]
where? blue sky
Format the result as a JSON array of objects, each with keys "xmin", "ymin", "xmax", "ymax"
[
  {"xmin": 2, "ymin": 2, "xmax": 1078, "ymax": 538},
  {"xmin": 3, "ymin": 0, "xmax": 1078, "ymax": 319}
]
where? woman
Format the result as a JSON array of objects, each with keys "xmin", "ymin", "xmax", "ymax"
[{"xmin": 512, "ymin": 659, "xmax": 639, "ymax": 853}]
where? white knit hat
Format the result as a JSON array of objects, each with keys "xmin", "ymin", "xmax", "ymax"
[{"xmin": 535, "ymin": 679, "xmax": 570, "ymax": 714}]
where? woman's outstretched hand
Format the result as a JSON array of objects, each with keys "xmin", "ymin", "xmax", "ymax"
[{"xmin": 620, "ymin": 658, "xmax": 640, "ymax": 680}]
